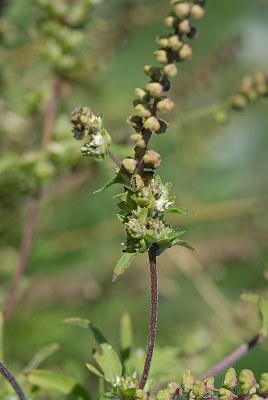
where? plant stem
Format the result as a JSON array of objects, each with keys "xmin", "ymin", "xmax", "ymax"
[
  {"xmin": 198, "ymin": 333, "xmax": 265, "ymax": 381},
  {"xmin": 3, "ymin": 190, "xmax": 41, "ymax": 324},
  {"xmin": 138, "ymin": 244, "xmax": 158, "ymax": 390},
  {"xmin": 108, "ymin": 149, "xmax": 122, "ymax": 169},
  {"xmin": 0, "ymin": 361, "xmax": 28, "ymax": 400},
  {"xmin": 3, "ymin": 75, "xmax": 61, "ymax": 325}
]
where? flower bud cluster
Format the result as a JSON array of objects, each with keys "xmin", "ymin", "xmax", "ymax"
[
  {"xmin": 116, "ymin": 175, "xmax": 185, "ymax": 254},
  {"xmin": 156, "ymin": 368, "xmax": 268, "ymax": 400},
  {"xmin": 37, "ymin": 0, "xmax": 97, "ymax": 76},
  {"xmin": 231, "ymin": 70, "xmax": 268, "ymax": 110},
  {"xmin": 71, "ymin": 106, "xmax": 111, "ymax": 161},
  {"xmin": 126, "ymin": 0, "xmax": 206, "ymax": 180}
]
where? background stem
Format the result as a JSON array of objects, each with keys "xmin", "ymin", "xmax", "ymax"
[
  {"xmin": 0, "ymin": 361, "xmax": 28, "ymax": 400},
  {"xmin": 198, "ymin": 333, "xmax": 264, "ymax": 381},
  {"xmin": 138, "ymin": 244, "xmax": 158, "ymax": 390},
  {"xmin": 3, "ymin": 75, "xmax": 61, "ymax": 325}
]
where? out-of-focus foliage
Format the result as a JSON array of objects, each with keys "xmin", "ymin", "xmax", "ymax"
[{"xmin": 0, "ymin": 0, "xmax": 268, "ymax": 399}]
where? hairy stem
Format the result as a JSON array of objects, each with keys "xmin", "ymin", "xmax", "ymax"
[
  {"xmin": 138, "ymin": 244, "xmax": 158, "ymax": 390},
  {"xmin": 0, "ymin": 361, "xmax": 28, "ymax": 400},
  {"xmin": 198, "ymin": 333, "xmax": 265, "ymax": 381},
  {"xmin": 3, "ymin": 75, "xmax": 61, "ymax": 325}
]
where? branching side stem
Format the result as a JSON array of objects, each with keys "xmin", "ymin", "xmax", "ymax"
[
  {"xmin": 138, "ymin": 244, "xmax": 158, "ymax": 390},
  {"xmin": 198, "ymin": 333, "xmax": 265, "ymax": 381},
  {"xmin": 3, "ymin": 75, "xmax": 61, "ymax": 325},
  {"xmin": 0, "ymin": 361, "xmax": 28, "ymax": 400}
]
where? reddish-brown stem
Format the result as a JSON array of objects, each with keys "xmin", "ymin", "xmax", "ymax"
[
  {"xmin": 108, "ymin": 149, "xmax": 122, "ymax": 169},
  {"xmin": 0, "ymin": 361, "xmax": 28, "ymax": 400},
  {"xmin": 198, "ymin": 333, "xmax": 265, "ymax": 381},
  {"xmin": 3, "ymin": 75, "xmax": 61, "ymax": 325},
  {"xmin": 138, "ymin": 244, "xmax": 158, "ymax": 390}
]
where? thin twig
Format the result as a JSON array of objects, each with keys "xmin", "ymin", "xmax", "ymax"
[
  {"xmin": 138, "ymin": 244, "xmax": 158, "ymax": 390},
  {"xmin": 0, "ymin": 361, "xmax": 28, "ymax": 400},
  {"xmin": 108, "ymin": 149, "xmax": 122, "ymax": 169},
  {"xmin": 198, "ymin": 333, "xmax": 265, "ymax": 381},
  {"xmin": 3, "ymin": 75, "xmax": 61, "ymax": 325}
]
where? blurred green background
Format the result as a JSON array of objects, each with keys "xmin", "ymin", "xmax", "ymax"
[{"xmin": 0, "ymin": 0, "xmax": 268, "ymax": 397}]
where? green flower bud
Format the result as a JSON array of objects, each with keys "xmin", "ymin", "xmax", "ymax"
[
  {"xmin": 192, "ymin": 381, "xmax": 206, "ymax": 399},
  {"xmin": 134, "ymin": 103, "xmax": 152, "ymax": 118},
  {"xmin": 203, "ymin": 376, "xmax": 215, "ymax": 393},
  {"xmin": 251, "ymin": 395, "xmax": 263, "ymax": 400},
  {"xmin": 246, "ymin": 89, "xmax": 258, "ymax": 102},
  {"xmin": 131, "ymin": 174, "xmax": 144, "ymax": 192},
  {"xmin": 231, "ymin": 94, "xmax": 247, "ymax": 110},
  {"xmin": 144, "ymin": 116, "xmax": 161, "ymax": 132},
  {"xmin": 260, "ymin": 372, "xmax": 268, "ymax": 393},
  {"xmin": 156, "ymin": 35, "xmax": 170, "ymax": 49},
  {"xmin": 239, "ymin": 369, "xmax": 258, "ymax": 395},
  {"xmin": 136, "ymin": 389, "xmax": 149, "ymax": 400},
  {"xmin": 146, "ymin": 82, "xmax": 164, "ymax": 98},
  {"xmin": 156, "ymin": 97, "xmax": 175, "ymax": 113},
  {"xmin": 154, "ymin": 50, "xmax": 169, "ymax": 64},
  {"xmin": 178, "ymin": 19, "xmax": 191, "ymax": 34},
  {"xmin": 156, "ymin": 119, "xmax": 170, "ymax": 134},
  {"xmin": 168, "ymin": 35, "xmax": 183, "ymax": 51},
  {"xmin": 256, "ymin": 83, "xmax": 267, "ymax": 96},
  {"xmin": 156, "ymin": 389, "xmax": 171, "ymax": 400},
  {"xmin": 253, "ymin": 71, "xmax": 266, "ymax": 85},
  {"xmin": 182, "ymin": 370, "xmax": 194, "ymax": 394},
  {"xmin": 130, "ymin": 133, "xmax": 146, "ymax": 148},
  {"xmin": 134, "ymin": 88, "xmax": 149, "ymax": 101},
  {"xmin": 164, "ymin": 15, "xmax": 176, "ymax": 28},
  {"xmin": 167, "ymin": 382, "xmax": 180, "ymax": 396},
  {"xmin": 223, "ymin": 368, "xmax": 237, "ymax": 390},
  {"xmin": 218, "ymin": 388, "xmax": 235, "ymax": 400},
  {"xmin": 191, "ymin": 4, "xmax": 205, "ymax": 19},
  {"xmin": 163, "ymin": 63, "xmax": 178, "ymax": 77},
  {"xmin": 239, "ymin": 75, "xmax": 253, "ymax": 94},
  {"xmin": 125, "ymin": 217, "xmax": 146, "ymax": 239},
  {"xmin": 144, "ymin": 65, "xmax": 162, "ymax": 81},
  {"xmin": 122, "ymin": 158, "xmax": 137, "ymax": 173},
  {"xmin": 173, "ymin": 2, "xmax": 191, "ymax": 17},
  {"xmin": 214, "ymin": 110, "xmax": 228, "ymax": 125},
  {"xmin": 178, "ymin": 44, "xmax": 193, "ymax": 61},
  {"xmin": 143, "ymin": 150, "xmax": 161, "ymax": 169}
]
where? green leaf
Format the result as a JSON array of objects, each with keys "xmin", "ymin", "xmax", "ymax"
[
  {"xmin": 93, "ymin": 343, "xmax": 122, "ymax": 384},
  {"xmin": 86, "ymin": 363, "xmax": 105, "ymax": 380},
  {"xmin": 112, "ymin": 252, "xmax": 137, "ymax": 282},
  {"xmin": 26, "ymin": 369, "xmax": 78, "ymax": 395},
  {"xmin": 120, "ymin": 312, "xmax": 133, "ymax": 367},
  {"xmin": 172, "ymin": 240, "xmax": 196, "ymax": 251},
  {"xmin": 164, "ymin": 207, "xmax": 196, "ymax": 216},
  {"xmin": 24, "ymin": 343, "xmax": 61, "ymax": 373},
  {"xmin": 63, "ymin": 317, "xmax": 91, "ymax": 329},
  {"xmin": 259, "ymin": 297, "xmax": 268, "ymax": 337},
  {"xmin": 94, "ymin": 169, "xmax": 129, "ymax": 194},
  {"xmin": 167, "ymin": 229, "xmax": 186, "ymax": 241}
]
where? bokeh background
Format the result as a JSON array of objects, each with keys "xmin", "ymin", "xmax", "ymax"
[{"xmin": 0, "ymin": 0, "xmax": 268, "ymax": 397}]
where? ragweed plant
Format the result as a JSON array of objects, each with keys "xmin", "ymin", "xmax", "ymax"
[{"xmin": 71, "ymin": 0, "xmax": 206, "ymax": 393}]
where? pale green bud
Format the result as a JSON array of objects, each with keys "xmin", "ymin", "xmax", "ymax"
[
  {"xmin": 218, "ymin": 388, "xmax": 235, "ymax": 400},
  {"xmin": 131, "ymin": 174, "xmax": 144, "ymax": 192},
  {"xmin": 239, "ymin": 369, "xmax": 258, "ymax": 395},
  {"xmin": 146, "ymin": 82, "xmax": 164, "ymax": 98},
  {"xmin": 178, "ymin": 44, "xmax": 193, "ymax": 61},
  {"xmin": 256, "ymin": 83, "xmax": 267, "ymax": 96},
  {"xmin": 178, "ymin": 19, "xmax": 191, "ymax": 34},
  {"xmin": 130, "ymin": 133, "xmax": 146, "ymax": 148},
  {"xmin": 173, "ymin": 3, "xmax": 191, "ymax": 17},
  {"xmin": 167, "ymin": 382, "xmax": 180, "ymax": 396},
  {"xmin": 231, "ymin": 94, "xmax": 247, "ymax": 110},
  {"xmin": 246, "ymin": 89, "xmax": 258, "ymax": 102},
  {"xmin": 192, "ymin": 381, "xmax": 206, "ymax": 399},
  {"xmin": 33, "ymin": 161, "xmax": 55, "ymax": 181},
  {"xmin": 223, "ymin": 368, "xmax": 237, "ymax": 390},
  {"xmin": 260, "ymin": 372, "xmax": 268, "ymax": 393},
  {"xmin": 164, "ymin": 15, "xmax": 176, "ymax": 28},
  {"xmin": 191, "ymin": 4, "xmax": 205, "ymax": 19},
  {"xmin": 134, "ymin": 103, "xmax": 152, "ymax": 118},
  {"xmin": 122, "ymin": 158, "xmax": 137, "ymax": 173},
  {"xmin": 156, "ymin": 36, "xmax": 170, "ymax": 49},
  {"xmin": 253, "ymin": 71, "xmax": 266, "ymax": 85},
  {"xmin": 168, "ymin": 35, "xmax": 183, "ymax": 51},
  {"xmin": 239, "ymin": 75, "xmax": 253, "ymax": 94},
  {"xmin": 144, "ymin": 116, "xmax": 161, "ymax": 132},
  {"xmin": 156, "ymin": 389, "xmax": 171, "ymax": 400},
  {"xmin": 134, "ymin": 88, "xmax": 148, "ymax": 100},
  {"xmin": 156, "ymin": 97, "xmax": 175, "ymax": 113},
  {"xmin": 143, "ymin": 149, "xmax": 161, "ymax": 169},
  {"xmin": 163, "ymin": 63, "xmax": 178, "ymax": 77},
  {"xmin": 154, "ymin": 50, "xmax": 169, "ymax": 64},
  {"xmin": 182, "ymin": 370, "xmax": 194, "ymax": 394}
]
